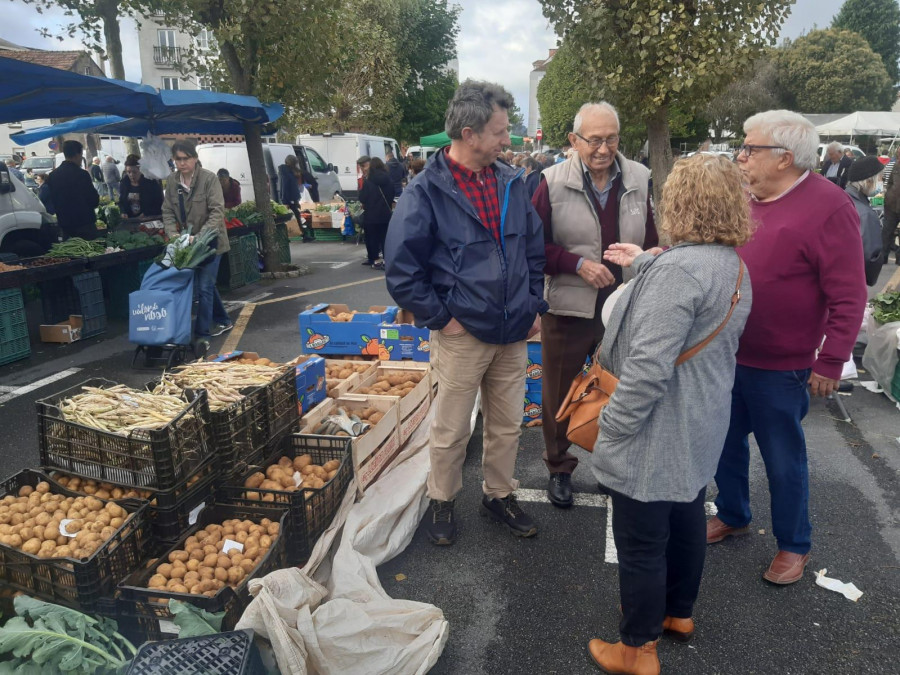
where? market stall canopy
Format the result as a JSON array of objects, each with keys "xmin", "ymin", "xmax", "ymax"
[
  {"xmin": 419, "ymin": 130, "xmax": 525, "ymax": 148},
  {"xmin": 0, "ymin": 55, "xmax": 281, "ymax": 126},
  {"xmin": 815, "ymin": 111, "xmax": 900, "ymax": 137},
  {"xmin": 10, "ymin": 105, "xmax": 284, "ymax": 146}
]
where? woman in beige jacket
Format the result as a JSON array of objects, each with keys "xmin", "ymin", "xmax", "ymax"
[{"xmin": 162, "ymin": 140, "xmax": 233, "ymax": 338}]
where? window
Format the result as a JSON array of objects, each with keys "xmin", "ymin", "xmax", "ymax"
[
  {"xmin": 197, "ymin": 76, "xmax": 213, "ymax": 91},
  {"xmin": 196, "ymin": 29, "xmax": 216, "ymax": 51},
  {"xmin": 157, "ymin": 29, "xmax": 176, "ymax": 48},
  {"xmin": 307, "ymin": 148, "xmax": 327, "ymax": 173},
  {"xmin": 161, "ymin": 77, "xmax": 180, "ymax": 90}
]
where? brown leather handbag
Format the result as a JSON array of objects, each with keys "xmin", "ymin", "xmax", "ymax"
[{"xmin": 555, "ymin": 260, "xmax": 744, "ymax": 451}]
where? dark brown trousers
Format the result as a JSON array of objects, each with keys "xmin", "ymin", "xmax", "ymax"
[{"xmin": 541, "ymin": 294, "xmax": 608, "ymax": 474}]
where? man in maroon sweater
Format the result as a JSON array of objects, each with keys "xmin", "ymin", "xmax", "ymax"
[
  {"xmin": 531, "ymin": 102, "xmax": 659, "ymax": 507},
  {"xmin": 708, "ymin": 110, "xmax": 867, "ymax": 585}
]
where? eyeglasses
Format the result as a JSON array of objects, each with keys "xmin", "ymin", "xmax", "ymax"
[
  {"xmin": 573, "ymin": 132, "xmax": 619, "ymax": 149},
  {"xmin": 173, "ymin": 155, "xmax": 193, "ymax": 162},
  {"xmin": 738, "ymin": 144, "xmax": 785, "ymax": 157}
]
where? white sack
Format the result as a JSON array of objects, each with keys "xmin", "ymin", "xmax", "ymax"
[
  {"xmin": 139, "ymin": 133, "xmax": 173, "ymax": 180},
  {"xmin": 861, "ymin": 320, "xmax": 900, "ymax": 402},
  {"xmin": 238, "ymin": 408, "xmax": 448, "ymax": 674}
]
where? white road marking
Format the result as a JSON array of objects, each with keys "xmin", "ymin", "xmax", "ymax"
[
  {"xmin": 0, "ymin": 368, "xmax": 82, "ymax": 405},
  {"xmin": 0, "ymin": 386, "xmax": 16, "ymax": 393},
  {"xmin": 330, "ymin": 262, "xmax": 351, "ymax": 269},
  {"xmin": 515, "ymin": 488, "xmax": 717, "ymax": 564},
  {"xmin": 223, "ymin": 292, "xmax": 272, "ymax": 312}
]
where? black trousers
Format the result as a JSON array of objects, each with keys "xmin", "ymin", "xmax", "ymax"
[
  {"xmin": 883, "ymin": 208, "xmax": 899, "ymax": 264},
  {"xmin": 364, "ymin": 221, "xmax": 387, "ymax": 262},
  {"xmin": 610, "ymin": 486, "xmax": 707, "ymax": 646}
]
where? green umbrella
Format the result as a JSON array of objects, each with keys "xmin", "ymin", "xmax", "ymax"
[{"xmin": 419, "ymin": 131, "xmax": 524, "ymax": 148}]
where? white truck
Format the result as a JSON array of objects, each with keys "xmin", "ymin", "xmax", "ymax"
[
  {"xmin": 0, "ymin": 161, "xmax": 54, "ymax": 257},
  {"xmin": 295, "ymin": 133, "xmax": 402, "ymax": 198}
]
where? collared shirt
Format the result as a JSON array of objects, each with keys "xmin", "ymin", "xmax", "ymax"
[
  {"xmin": 444, "ymin": 148, "xmax": 501, "ymax": 242},
  {"xmin": 585, "ymin": 159, "xmax": 620, "ymax": 210},
  {"xmin": 825, "ymin": 162, "xmax": 839, "ymax": 179},
  {"xmin": 751, "ymin": 170, "xmax": 809, "ymax": 202}
]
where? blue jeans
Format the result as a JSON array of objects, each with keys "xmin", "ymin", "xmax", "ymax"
[
  {"xmin": 714, "ymin": 365, "xmax": 812, "ymax": 555},
  {"xmin": 194, "ymin": 255, "xmax": 231, "ymax": 337}
]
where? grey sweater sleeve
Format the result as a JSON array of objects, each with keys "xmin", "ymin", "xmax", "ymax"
[{"xmin": 599, "ymin": 263, "xmax": 701, "ymax": 440}]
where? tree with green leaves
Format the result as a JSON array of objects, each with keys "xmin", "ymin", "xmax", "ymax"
[
  {"xmin": 536, "ymin": 43, "xmax": 593, "ymax": 148},
  {"xmin": 705, "ymin": 57, "xmax": 781, "ymax": 142},
  {"xmin": 538, "ymin": 0, "xmax": 793, "ymax": 202},
  {"xmin": 832, "ymin": 0, "xmax": 900, "ymax": 83},
  {"xmin": 395, "ymin": 72, "xmax": 458, "ymax": 145},
  {"xmin": 155, "ymin": 0, "xmax": 338, "ymax": 271},
  {"xmin": 776, "ymin": 29, "xmax": 894, "ymax": 113}
]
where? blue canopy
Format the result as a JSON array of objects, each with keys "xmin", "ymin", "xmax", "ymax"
[
  {"xmin": 0, "ymin": 55, "xmax": 282, "ymax": 126},
  {"xmin": 10, "ymin": 106, "xmax": 284, "ymax": 145}
]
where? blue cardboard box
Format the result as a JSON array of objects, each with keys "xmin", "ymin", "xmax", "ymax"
[
  {"xmin": 523, "ymin": 381, "xmax": 542, "ymax": 424},
  {"xmin": 299, "ymin": 303, "xmax": 399, "ymax": 356},
  {"xmin": 525, "ymin": 334, "xmax": 542, "ymax": 383},
  {"xmin": 378, "ymin": 309, "xmax": 431, "ymax": 361},
  {"xmin": 292, "ymin": 354, "xmax": 327, "ymax": 414}
]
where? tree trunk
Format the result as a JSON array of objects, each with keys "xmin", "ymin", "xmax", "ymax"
[
  {"xmin": 98, "ymin": 0, "xmax": 140, "ymax": 158},
  {"xmin": 647, "ymin": 105, "xmax": 673, "ymax": 238},
  {"xmin": 244, "ymin": 122, "xmax": 280, "ymax": 272}
]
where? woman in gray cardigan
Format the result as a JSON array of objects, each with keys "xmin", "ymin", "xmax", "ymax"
[{"xmin": 587, "ymin": 154, "xmax": 753, "ymax": 675}]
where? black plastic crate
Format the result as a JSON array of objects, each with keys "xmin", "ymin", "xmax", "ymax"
[
  {"xmin": 241, "ymin": 235, "xmax": 260, "ymax": 284},
  {"xmin": 39, "ymin": 271, "xmax": 107, "ymax": 338},
  {"xmin": 0, "ymin": 469, "xmax": 149, "ymax": 613},
  {"xmin": 0, "ymin": 288, "xmax": 30, "ymax": 366},
  {"xmin": 103, "ymin": 259, "xmax": 155, "ymax": 320},
  {"xmin": 217, "ymin": 240, "xmax": 244, "ymax": 291},
  {"xmin": 38, "ymin": 378, "xmax": 212, "ymax": 491},
  {"xmin": 127, "ymin": 629, "xmax": 267, "ymax": 675},
  {"xmin": 218, "ymin": 435, "xmax": 351, "ymax": 565},
  {"xmin": 146, "ymin": 461, "xmax": 219, "ymax": 544},
  {"xmin": 117, "ymin": 504, "xmax": 288, "ymax": 640},
  {"xmin": 262, "ymin": 367, "xmax": 300, "ymax": 443}
]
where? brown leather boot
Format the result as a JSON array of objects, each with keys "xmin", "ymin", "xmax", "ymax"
[
  {"xmin": 587, "ymin": 639, "xmax": 660, "ymax": 675},
  {"xmin": 662, "ymin": 616, "xmax": 694, "ymax": 642}
]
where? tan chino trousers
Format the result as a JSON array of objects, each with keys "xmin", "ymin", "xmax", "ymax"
[{"xmin": 427, "ymin": 329, "xmax": 527, "ymax": 502}]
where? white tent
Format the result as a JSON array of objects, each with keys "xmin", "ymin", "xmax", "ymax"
[{"xmin": 815, "ymin": 111, "xmax": 900, "ymax": 138}]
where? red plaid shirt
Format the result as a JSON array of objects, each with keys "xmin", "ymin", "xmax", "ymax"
[{"xmin": 444, "ymin": 148, "xmax": 501, "ymax": 242}]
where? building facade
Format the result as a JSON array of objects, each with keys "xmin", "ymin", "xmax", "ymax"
[
  {"xmin": 528, "ymin": 49, "xmax": 555, "ymax": 138},
  {"xmin": 136, "ymin": 11, "xmax": 215, "ymax": 92}
]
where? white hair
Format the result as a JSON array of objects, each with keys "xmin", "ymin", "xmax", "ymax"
[
  {"xmin": 849, "ymin": 173, "xmax": 881, "ymax": 197},
  {"xmin": 826, "ymin": 141, "xmax": 844, "ymax": 153},
  {"xmin": 743, "ymin": 110, "xmax": 820, "ymax": 172},
  {"xmin": 573, "ymin": 102, "xmax": 620, "ymax": 134}
]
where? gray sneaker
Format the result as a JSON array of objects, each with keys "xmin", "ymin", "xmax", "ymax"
[{"xmin": 210, "ymin": 323, "xmax": 234, "ymax": 337}]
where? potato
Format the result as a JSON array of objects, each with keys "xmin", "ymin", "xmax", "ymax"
[
  {"xmin": 202, "ymin": 544, "xmax": 218, "ymax": 557},
  {"xmin": 148, "ymin": 574, "xmax": 167, "ymax": 589},
  {"xmin": 63, "ymin": 520, "xmax": 82, "ymax": 535},
  {"xmin": 300, "ymin": 465, "xmax": 316, "ymax": 476},
  {"xmin": 54, "ymin": 545, "xmax": 71, "ymax": 558},
  {"xmin": 243, "ymin": 545, "xmax": 259, "ymax": 561},
  {"xmin": 21, "ymin": 538, "xmax": 41, "ymax": 555},
  {"xmin": 169, "ymin": 566, "xmax": 186, "ymax": 580},
  {"xmin": 35, "ymin": 482, "xmax": 50, "ymax": 494},
  {"xmin": 203, "ymin": 553, "xmax": 219, "ymax": 568},
  {"xmin": 18, "ymin": 486, "xmax": 33, "ymax": 498},
  {"xmin": 157, "ymin": 563, "xmax": 173, "ymax": 578},
  {"xmin": 293, "ymin": 455, "xmax": 312, "ymax": 470},
  {"xmin": 169, "ymin": 550, "xmax": 190, "ymax": 564},
  {"xmin": 214, "ymin": 566, "xmax": 229, "ymax": 582},
  {"xmin": 244, "ymin": 491, "xmax": 261, "ymax": 501},
  {"xmin": 189, "ymin": 547, "xmax": 206, "ymax": 562},
  {"xmin": 326, "ymin": 470, "xmax": 338, "ymax": 481},
  {"xmin": 322, "ymin": 460, "xmax": 341, "ymax": 472},
  {"xmin": 240, "ymin": 558, "xmax": 256, "ymax": 574},
  {"xmin": 186, "ymin": 558, "xmax": 200, "ymax": 572},
  {"xmin": 170, "ymin": 584, "xmax": 189, "ymax": 594},
  {"xmin": 244, "ymin": 472, "xmax": 265, "ymax": 489}
]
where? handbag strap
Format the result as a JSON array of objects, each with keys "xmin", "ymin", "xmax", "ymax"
[{"xmin": 675, "ymin": 259, "xmax": 744, "ymax": 366}]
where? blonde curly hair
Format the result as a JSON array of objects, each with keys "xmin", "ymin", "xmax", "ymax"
[{"xmin": 659, "ymin": 154, "xmax": 753, "ymax": 247}]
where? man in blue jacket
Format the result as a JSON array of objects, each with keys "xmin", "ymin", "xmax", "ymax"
[{"xmin": 385, "ymin": 80, "xmax": 548, "ymax": 546}]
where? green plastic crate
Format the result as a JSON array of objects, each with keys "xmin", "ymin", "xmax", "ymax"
[
  {"xmin": 242, "ymin": 234, "xmax": 260, "ymax": 285},
  {"xmin": 310, "ymin": 229, "xmax": 345, "ymax": 242},
  {"xmin": 217, "ymin": 239, "xmax": 245, "ymax": 291},
  {"xmin": 275, "ymin": 223, "xmax": 291, "ymax": 264},
  {"xmin": 104, "ymin": 259, "xmax": 155, "ymax": 320},
  {"xmin": 0, "ymin": 288, "xmax": 30, "ymax": 366}
]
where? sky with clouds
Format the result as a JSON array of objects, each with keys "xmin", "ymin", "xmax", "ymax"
[{"xmin": 2, "ymin": 0, "xmax": 847, "ymax": 131}]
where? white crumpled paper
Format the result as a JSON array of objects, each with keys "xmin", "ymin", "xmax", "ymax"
[
  {"xmin": 237, "ymin": 407, "xmax": 448, "ymax": 674},
  {"xmin": 814, "ymin": 568, "xmax": 863, "ymax": 602}
]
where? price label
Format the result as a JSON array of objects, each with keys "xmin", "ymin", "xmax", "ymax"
[
  {"xmin": 222, "ymin": 539, "xmax": 244, "ymax": 554},
  {"xmin": 188, "ymin": 502, "xmax": 205, "ymax": 526},
  {"xmin": 158, "ymin": 619, "xmax": 180, "ymax": 636},
  {"xmin": 58, "ymin": 519, "xmax": 79, "ymax": 538}
]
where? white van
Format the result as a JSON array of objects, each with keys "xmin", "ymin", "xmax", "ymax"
[
  {"xmin": 0, "ymin": 161, "xmax": 54, "ymax": 257},
  {"xmin": 406, "ymin": 145, "xmax": 439, "ymax": 161},
  {"xmin": 296, "ymin": 133, "xmax": 402, "ymax": 198},
  {"xmin": 196, "ymin": 142, "xmax": 342, "ymax": 203}
]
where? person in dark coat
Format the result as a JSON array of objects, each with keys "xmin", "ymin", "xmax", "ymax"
[
  {"xmin": 357, "ymin": 156, "xmax": 395, "ymax": 269},
  {"xmin": 820, "ymin": 141, "xmax": 852, "ymax": 188},
  {"xmin": 45, "ymin": 140, "xmax": 100, "ymax": 240},
  {"xmin": 118, "ymin": 155, "xmax": 164, "ymax": 218},
  {"xmin": 278, "ymin": 155, "xmax": 314, "ymax": 242},
  {"xmin": 385, "ymin": 150, "xmax": 406, "ymax": 197},
  {"xmin": 845, "ymin": 156, "xmax": 885, "ymax": 286},
  {"xmin": 216, "ymin": 169, "xmax": 242, "ymax": 209},
  {"xmin": 523, "ymin": 156, "xmax": 542, "ymax": 198},
  {"xmin": 35, "ymin": 174, "xmax": 54, "ymax": 214}
]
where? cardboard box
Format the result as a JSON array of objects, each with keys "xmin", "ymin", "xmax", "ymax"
[
  {"xmin": 311, "ymin": 213, "xmax": 334, "ymax": 229},
  {"xmin": 525, "ymin": 333, "xmax": 542, "ymax": 383},
  {"xmin": 378, "ymin": 309, "xmax": 431, "ymax": 362},
  {"xmin": 285, "ymin": 217, "xmax": 303, "ymax": 238},
  {"xmin": 346, "ymin": 362, "xmax": 432, "ymax": 444},
  {"xmin": 289, "ymin": 355, "xmax": 327, "ymax": 415},
  {"xmin": 299, "ymin": 303, "xmax": 399, "ymax": 356},
  {"xmin": 324, "ymin": 359, "xmax": 379, "ymax": 398},
  {"xmin": 523, "ymin": 382, "xmax": 542, "ymax": 424},
  {"xmin": 300, "ymin": 396, "xmax": 402, "ymax": 496},
  {"xmin": 40, "ymin": 315, "xmax": 83, "ymax": 343}
]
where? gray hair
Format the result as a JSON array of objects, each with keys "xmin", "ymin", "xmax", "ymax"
[
  {"xmin": 445, "ymin": 80, "xmax": 514, "ymax": 140},
  {"xmin": 743, "ymin": 110, "xmax": 820, "ymax": 172},
  {"xmin": 826, "ymin": 141, "xmax": 844, "ymax": 154},
  {"xmin": 573, "ymin": 102, "xmax": 620, "ymax": 134},
  {"xmin": 849, "ymin": 173, "xmax": 881, "ymax": 197}
]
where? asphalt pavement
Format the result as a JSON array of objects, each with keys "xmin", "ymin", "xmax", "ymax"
[{"xmin": 1, "ymin": 240, "xmax": 898, "ymax": 674}]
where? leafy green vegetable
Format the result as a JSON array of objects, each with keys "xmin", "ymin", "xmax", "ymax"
[
  {"xmin": 46, "ymin": 239, "xmax": 107, "ymax": 258},
  {"xmin": 168, "ymin": 600, "xmax": 225, "ymax": 638},
  {"xmin": 162, "ymin": 229, "xmax": 218, "ymax": 269},
  {"xmin": 0, "ymin": 596, "xmax": 137, "ymax": 674},
  {"xmin": 872, "ymin": 292, "xmax": 900, "ymax": 325}
]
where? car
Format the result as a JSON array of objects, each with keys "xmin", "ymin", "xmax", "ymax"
[
  {"xmin": 817, "ymin": 143, "xmax": 865, "ymax": 165},
  {"xmin": 0, "ymin": 160, "xmax": 55, "ymax": 257},
  {"xmin": 21, "ymin": 156, "xmax": 55, "ymax": 176}
]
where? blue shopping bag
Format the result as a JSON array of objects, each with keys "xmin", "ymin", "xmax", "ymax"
[{"xmin": 128, "ymin": 263, "xmax": 194, "ymax": 345}]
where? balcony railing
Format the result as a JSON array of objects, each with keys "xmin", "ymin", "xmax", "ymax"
[{"xmin": 153, "ymin": 45, "xmax": 184, "ymax": 66}]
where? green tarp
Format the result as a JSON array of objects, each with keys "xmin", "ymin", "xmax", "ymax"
[{"xmin": 420, "ymin": 131, "xmax": 524, "ymax": 147}]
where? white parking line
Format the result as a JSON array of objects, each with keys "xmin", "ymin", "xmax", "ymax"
[
  {"xmin": 223, "ymin": 292, "xmax": 272, "ymax": 312},
  {"xmin": 0, "ymin": 368, "xmax": 82, "ymax": 405},
  {"xmin": 515, "ymin": 488, "xmax": 718, "ymax": 564}
]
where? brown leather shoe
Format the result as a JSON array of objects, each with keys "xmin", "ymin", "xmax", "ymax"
[
  {"xmin": 662, "ymin": 616, "xmax": 694, "ymax": 642},
  {"xmin": 763, "ymin": 551, "xmax": 810, "ymax": 585},
  {"xmin": 587, "ymin": 639, "xmax": 660, "ymax": 675},
  {"xmin": 706, "ymin": 515, "xmax": 750, "ymax": 544}
]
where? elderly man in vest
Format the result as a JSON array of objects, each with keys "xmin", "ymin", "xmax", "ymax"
[{"xmin": 531, "ymin": 101, "xmax": 659, "ymax": 507}]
